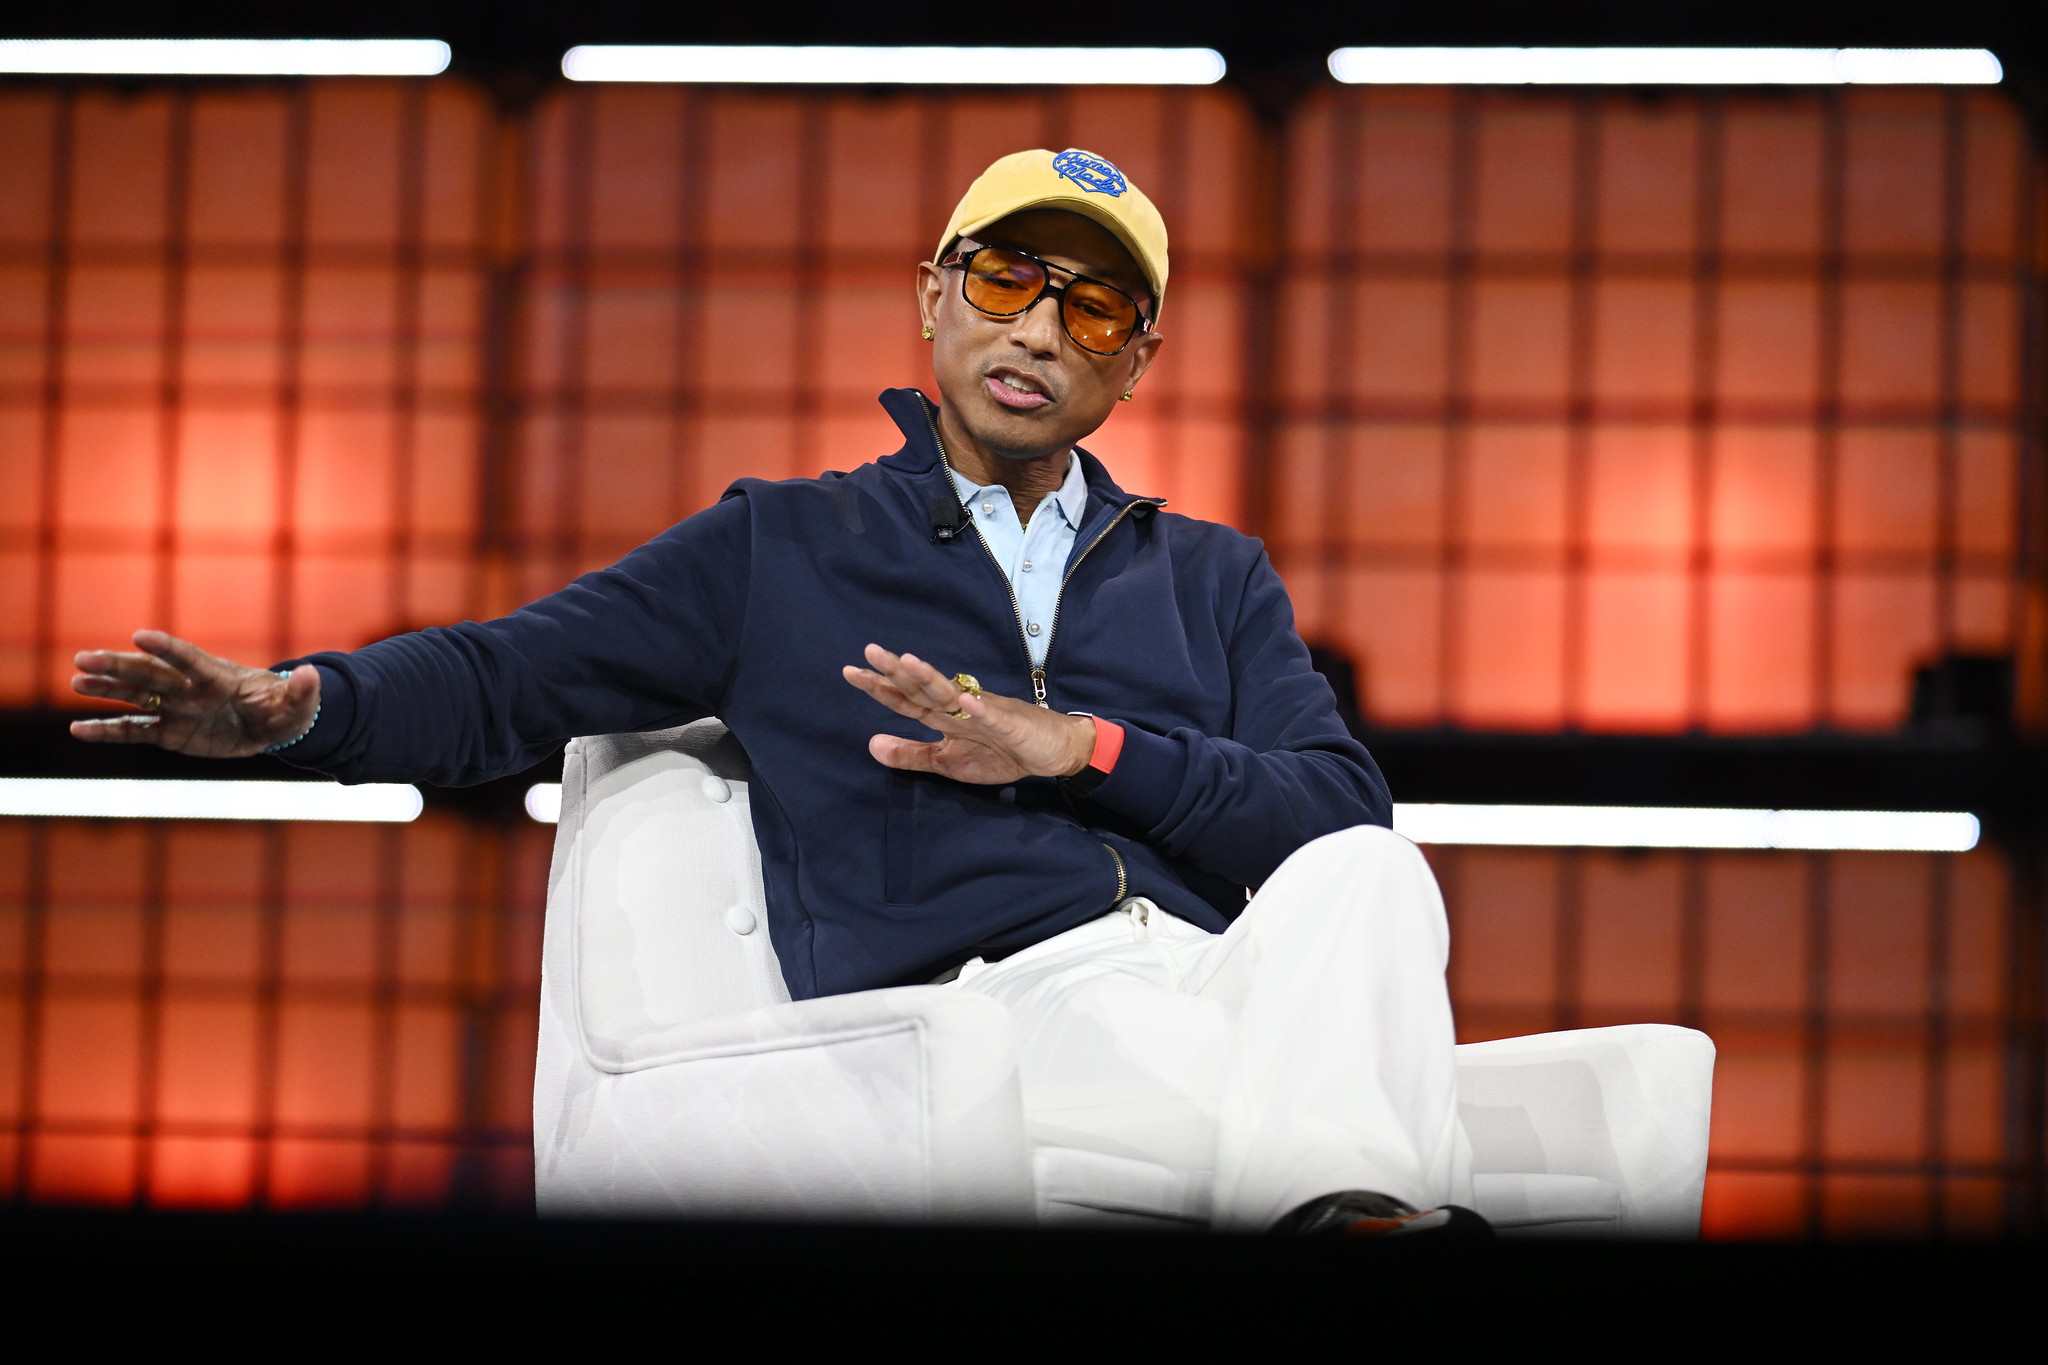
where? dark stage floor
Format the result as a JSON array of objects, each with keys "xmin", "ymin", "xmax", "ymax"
[{"xmin": 0, "ymin": 1209, "xmax": 2039, "ymax": 1345}]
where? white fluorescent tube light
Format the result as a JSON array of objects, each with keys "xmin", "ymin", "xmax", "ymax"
[
  {"xmin": 561, "ymin": 45, "xmax": 1226, "ymax": 85},
  {"xmin": 0, "ymin": 39, "xmax": 452, "ymax": 77},
  {"xmin": 1392, "ymin": 804, "xmax": 1979, "ymax": 852},
  {"xmin": 514, "ymin": 781, "xmax": 1981, "ymax": 853},
  {"xmin": 525, "ymin": 783, "xmax": 563, "ymax": 825},
  {"xmin": 1328, "ymin": 47, "xmax": 2002, "ymax": 86},
  {"xmin": 0, "ymin": 778, "xmax": 423, "ymax": 823}
]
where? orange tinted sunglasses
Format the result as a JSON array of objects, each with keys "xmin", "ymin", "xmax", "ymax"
[{"xmin": 941, "ymin": 244, "xmax": 1153, "ymax": 356}]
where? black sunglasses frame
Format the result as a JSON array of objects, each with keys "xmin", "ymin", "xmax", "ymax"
[{"xmin": 941, "ymin": 243, "xmax": 1155, "ymax": 357}]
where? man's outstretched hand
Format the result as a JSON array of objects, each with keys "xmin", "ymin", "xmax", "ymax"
[
  {"xmin": 70, "ymin": 630, "xmax": 321, "ymax": 758},
  {"xmin": 843, "ymin": 643, "xmax": 1095, "ymax": 785}
]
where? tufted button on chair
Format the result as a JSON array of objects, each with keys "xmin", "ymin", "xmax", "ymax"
[{"xmin": 535, "ymin": 720, "xmax": 1716, "ymax": 1235}]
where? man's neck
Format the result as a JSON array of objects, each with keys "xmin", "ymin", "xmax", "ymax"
[{"xmin": 936, "ymin": 404, "xmax": 1071, "ymax": 528}]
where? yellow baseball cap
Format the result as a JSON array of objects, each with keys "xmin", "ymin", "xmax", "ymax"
[{"xmin": 936, "ymin": 148, "xmax": 1169, "ymax": 315}]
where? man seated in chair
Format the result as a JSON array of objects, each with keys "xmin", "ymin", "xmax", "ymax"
[{"xmin": 71, "ymin": 149, "xmax": 1478, "ymax": 1237}]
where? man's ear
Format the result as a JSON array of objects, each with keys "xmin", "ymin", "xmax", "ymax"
[
  {"xmin": 1121, "ymin": 330, "xmax": 1165, "ymax": 391},
  {"xmin": 916, "ymin": 260, "xmax": 945, "ymax": 334}
]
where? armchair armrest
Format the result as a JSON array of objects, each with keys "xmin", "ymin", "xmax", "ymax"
[
  {"xmin": 1455, "ymin": 1023, "xmax": 1715, "ymax": 1237},
  {"xmin": 536, "ymin": 985, "xmax": 1033, "ymax": 1224}
]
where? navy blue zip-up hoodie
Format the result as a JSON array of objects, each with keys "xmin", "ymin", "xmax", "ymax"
[{"xmin": 282, "ymin": 389, "xmax": 1390, "ymax": 998}]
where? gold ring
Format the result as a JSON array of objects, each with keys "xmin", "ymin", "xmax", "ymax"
[
  {"xmin": 947, "ymin": 708, "xmax": 971, "ymax": 721},
  {"xmin": 952, "ymin": 673, "xmax": 982, "ymax": 698},
  {"xmin": 142, "ymin": 692, "xmax": 163, "ymax": 712}
]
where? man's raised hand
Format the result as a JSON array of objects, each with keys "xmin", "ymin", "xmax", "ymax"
[
  {"xmin": 70, "ymin": 630, "xmax": 321, "ymax": 758},
  {"xmin": 842, "ymin": 643, "xmax": 1094, "ymax": 785}
]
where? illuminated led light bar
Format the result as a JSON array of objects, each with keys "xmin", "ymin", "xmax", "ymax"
[
  {"xmin": 525, "ymin": 783, "xmax": 563, "ymax": 824},
  {"xmin": 0, "ymin": 39, "xmax": 452, "ymax": 77},
  {"xmin": 1392, "ymin": 804, "xmax": 1979, "ymax": 852},
  {"xmin": 1328, "ymin": 47, "xmax": 2002, "ymax": 86},
  {"xmin": 561, "ymin": 45, "xmax": 1226, "ymax": 85},
  {"xmin": 0, "ymin": 778, "xmax": 423, "ymax": 823},
  {"xmin": 517, "ymin": 781, "xmax": 1975, "ymax": 852}
]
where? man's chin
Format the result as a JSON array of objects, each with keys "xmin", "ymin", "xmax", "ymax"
[{"xmin": 953, "ymin": 398, "xmax": 1060, "ymax": 460}]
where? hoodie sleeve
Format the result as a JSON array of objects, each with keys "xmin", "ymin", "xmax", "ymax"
[
  {"xmin": 1076, "ymin": 547, "xmax": 1392, "ymax": 890},
  {"xmin": 273, "ymin": 495, "xmax": 754, "ymax": 786}
]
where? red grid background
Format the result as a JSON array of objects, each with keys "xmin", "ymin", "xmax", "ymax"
[
  {"xmin": 1273, "ymin": 87, "xmax": 2035, "ymax": 732},
  {"xmin": 1, "ymin": 79, "xmax": 2042, "ymax": 1235}
]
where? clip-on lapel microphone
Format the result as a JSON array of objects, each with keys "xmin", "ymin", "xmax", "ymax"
[{"xmin": 930, "ymin": 494, "xmax": 968, "ymax": 542}]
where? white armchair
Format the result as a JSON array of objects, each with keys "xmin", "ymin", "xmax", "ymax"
[{"xmin": 534, "ymin": 720, "xmax": 1715, "ymax": 1236}]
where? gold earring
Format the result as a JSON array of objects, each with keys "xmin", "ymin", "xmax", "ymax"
[
  {"xmin": 1120, "ymin": 389, "xmax": 1134, "ymax": 402},
  {"xmin": 921, "ymin": 325, "xmax": 934, "ymax": 340}
]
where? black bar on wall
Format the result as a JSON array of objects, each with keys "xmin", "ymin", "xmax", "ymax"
[
  {"xmin": 1560, "ymin": 93, "xmax": 1601, "ymax": 729},
  {"xmin": 1315, "ymin": 93, "xmax": 1364, "ymax": 647},
  {"xmin": 670, "ymin": 89, "xmax": 710, "ymax": 526},
  {"xmin": 1812, "ymin": 93, "xmax": 1848, "ymax": 731},
  {"xmin": 1685, "ymin": 98, "xmax": 1726, "ymax": 729},
  {"xmin": 548, "ymin": 88, "xmax": 597, "ymax": 588},
  {"xmin": 31, "ymin": 92, "xmax": 75, "ymax": 709},
  {"xmin": 1235, "ymin": 101, "xmax": 1286, "ymax": 545},
  {"xmin": 474, "ymin": 102, "xmax": 535, "ymax": 610},
  {"xmin": 268, "ymin": 87, "xmax": 312, "ymax": 665},
  {"xmin": 1436, "ymin": 91, "xmax": 1481, "ymax": 725},
  {"xmin": 389, "ymin": 82, "xmax": 431, "ymax": 634}
]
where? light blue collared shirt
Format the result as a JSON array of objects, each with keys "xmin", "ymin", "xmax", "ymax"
[{"xmin": 950, "ymin": 453, "xmax": 1087, "ymax": 668}]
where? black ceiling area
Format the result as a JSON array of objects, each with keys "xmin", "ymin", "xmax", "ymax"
[
  {"xmin": 8, "ymin": 2, "xmax": 2042, "ymax": 76},
  {"xmin": 6, "ymin": 3, "xmax": 2042, "ymax": 133}
]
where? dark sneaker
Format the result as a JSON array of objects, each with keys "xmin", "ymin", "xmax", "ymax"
[{"xmin": 1270, "ymin": 1190, "xmax": 1494, "ymax": 1240}]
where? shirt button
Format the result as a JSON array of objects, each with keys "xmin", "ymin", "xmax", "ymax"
[
  {"xmin": 979, "ymin": 501, "xmax": 994, "ymax": 515},
  {"xmin": 1021, "ymin": 559, "xmax": 1034, "ymax": 572},
  {"xmin": 1026, "ymin": 622, "xmax": 1042, "ymax": 636}
]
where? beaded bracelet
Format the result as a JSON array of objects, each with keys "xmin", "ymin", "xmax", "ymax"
[{"xmin": 263, "ymin": 668, "xmax": 321, "ymax": 753}]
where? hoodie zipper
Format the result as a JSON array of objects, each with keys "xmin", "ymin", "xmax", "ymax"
[
  {"xmin": 922, "ymin": 402, "xmax": 1146, "ymax": 911},
  {"xmin": 1103, "ymin": 842, "xmax": 1127, "ymax": 902},
  {"xmin": 922, "ymin": 403, "xmax": 1163, "ymax": 708}
]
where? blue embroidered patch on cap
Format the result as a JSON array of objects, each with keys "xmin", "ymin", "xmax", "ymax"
[{"xmin": 1052, "ymin": 150, "xmax": 1128, "ymax": 197}]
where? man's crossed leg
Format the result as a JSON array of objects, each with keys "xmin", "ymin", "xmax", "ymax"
[{"xmin": 951, "ymin": 824, "xmax": 1475, "ymax": 1232}]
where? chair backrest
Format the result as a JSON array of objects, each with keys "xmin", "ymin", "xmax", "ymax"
[{"xmin": 547, "ymin": 719, "xmax": 789, "ymax": 1066}]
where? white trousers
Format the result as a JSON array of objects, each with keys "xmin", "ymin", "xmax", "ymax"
[{"xmin": 952, "ymin": 824, "xmax": 1472, "ymax": 1232}]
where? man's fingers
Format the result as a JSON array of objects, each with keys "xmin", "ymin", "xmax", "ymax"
[
  {"xmin": 866, "ymin": 645, "xmax": 957, "ymax": 711},
  {"xmin": 69, "ymin": 716, "xmax": 165, "ymax": 745},
  {"xmin": 844, "ymin": 666, "xmax": 977, "ymax": 732},
  {"xmin": 69, "ymin": 673, "xmax": 173, "ymax": 710},
  {"xmin": 842, "ymin": 665, "xmax": 927, "ymax": 719},
  {"xmin": 73, "ymin": 650, "xmax": 186, "ymax": 690},
  {"xmin": 842, "ymin": 663, "xmax": 905, "ymax": 698},
  {"xmin": 858, "ymin": 645, "xmax": 996, "ymax": 724},
  {"xmin": 132, "ymin": 629, "xmax": 224, "ymax": 682},
  {"xmin": 847, "ymin": 658, "xmax": 950, "ymax": 720},
  {"xmin": 70, "ymin": 647, "xmax": 189, "ymax": 713},
  {"xmin": 893, "ymin": 652, "xmax": 963, "ymax": 712},
  {"xmin": 843, "ymin": 664, "xmax": 915, "ymax": 704}
]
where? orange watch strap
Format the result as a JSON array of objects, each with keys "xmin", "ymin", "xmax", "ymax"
[{"xmin": 1087, "ymin": 715, "xmax": 1125, "ymax": 774}]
